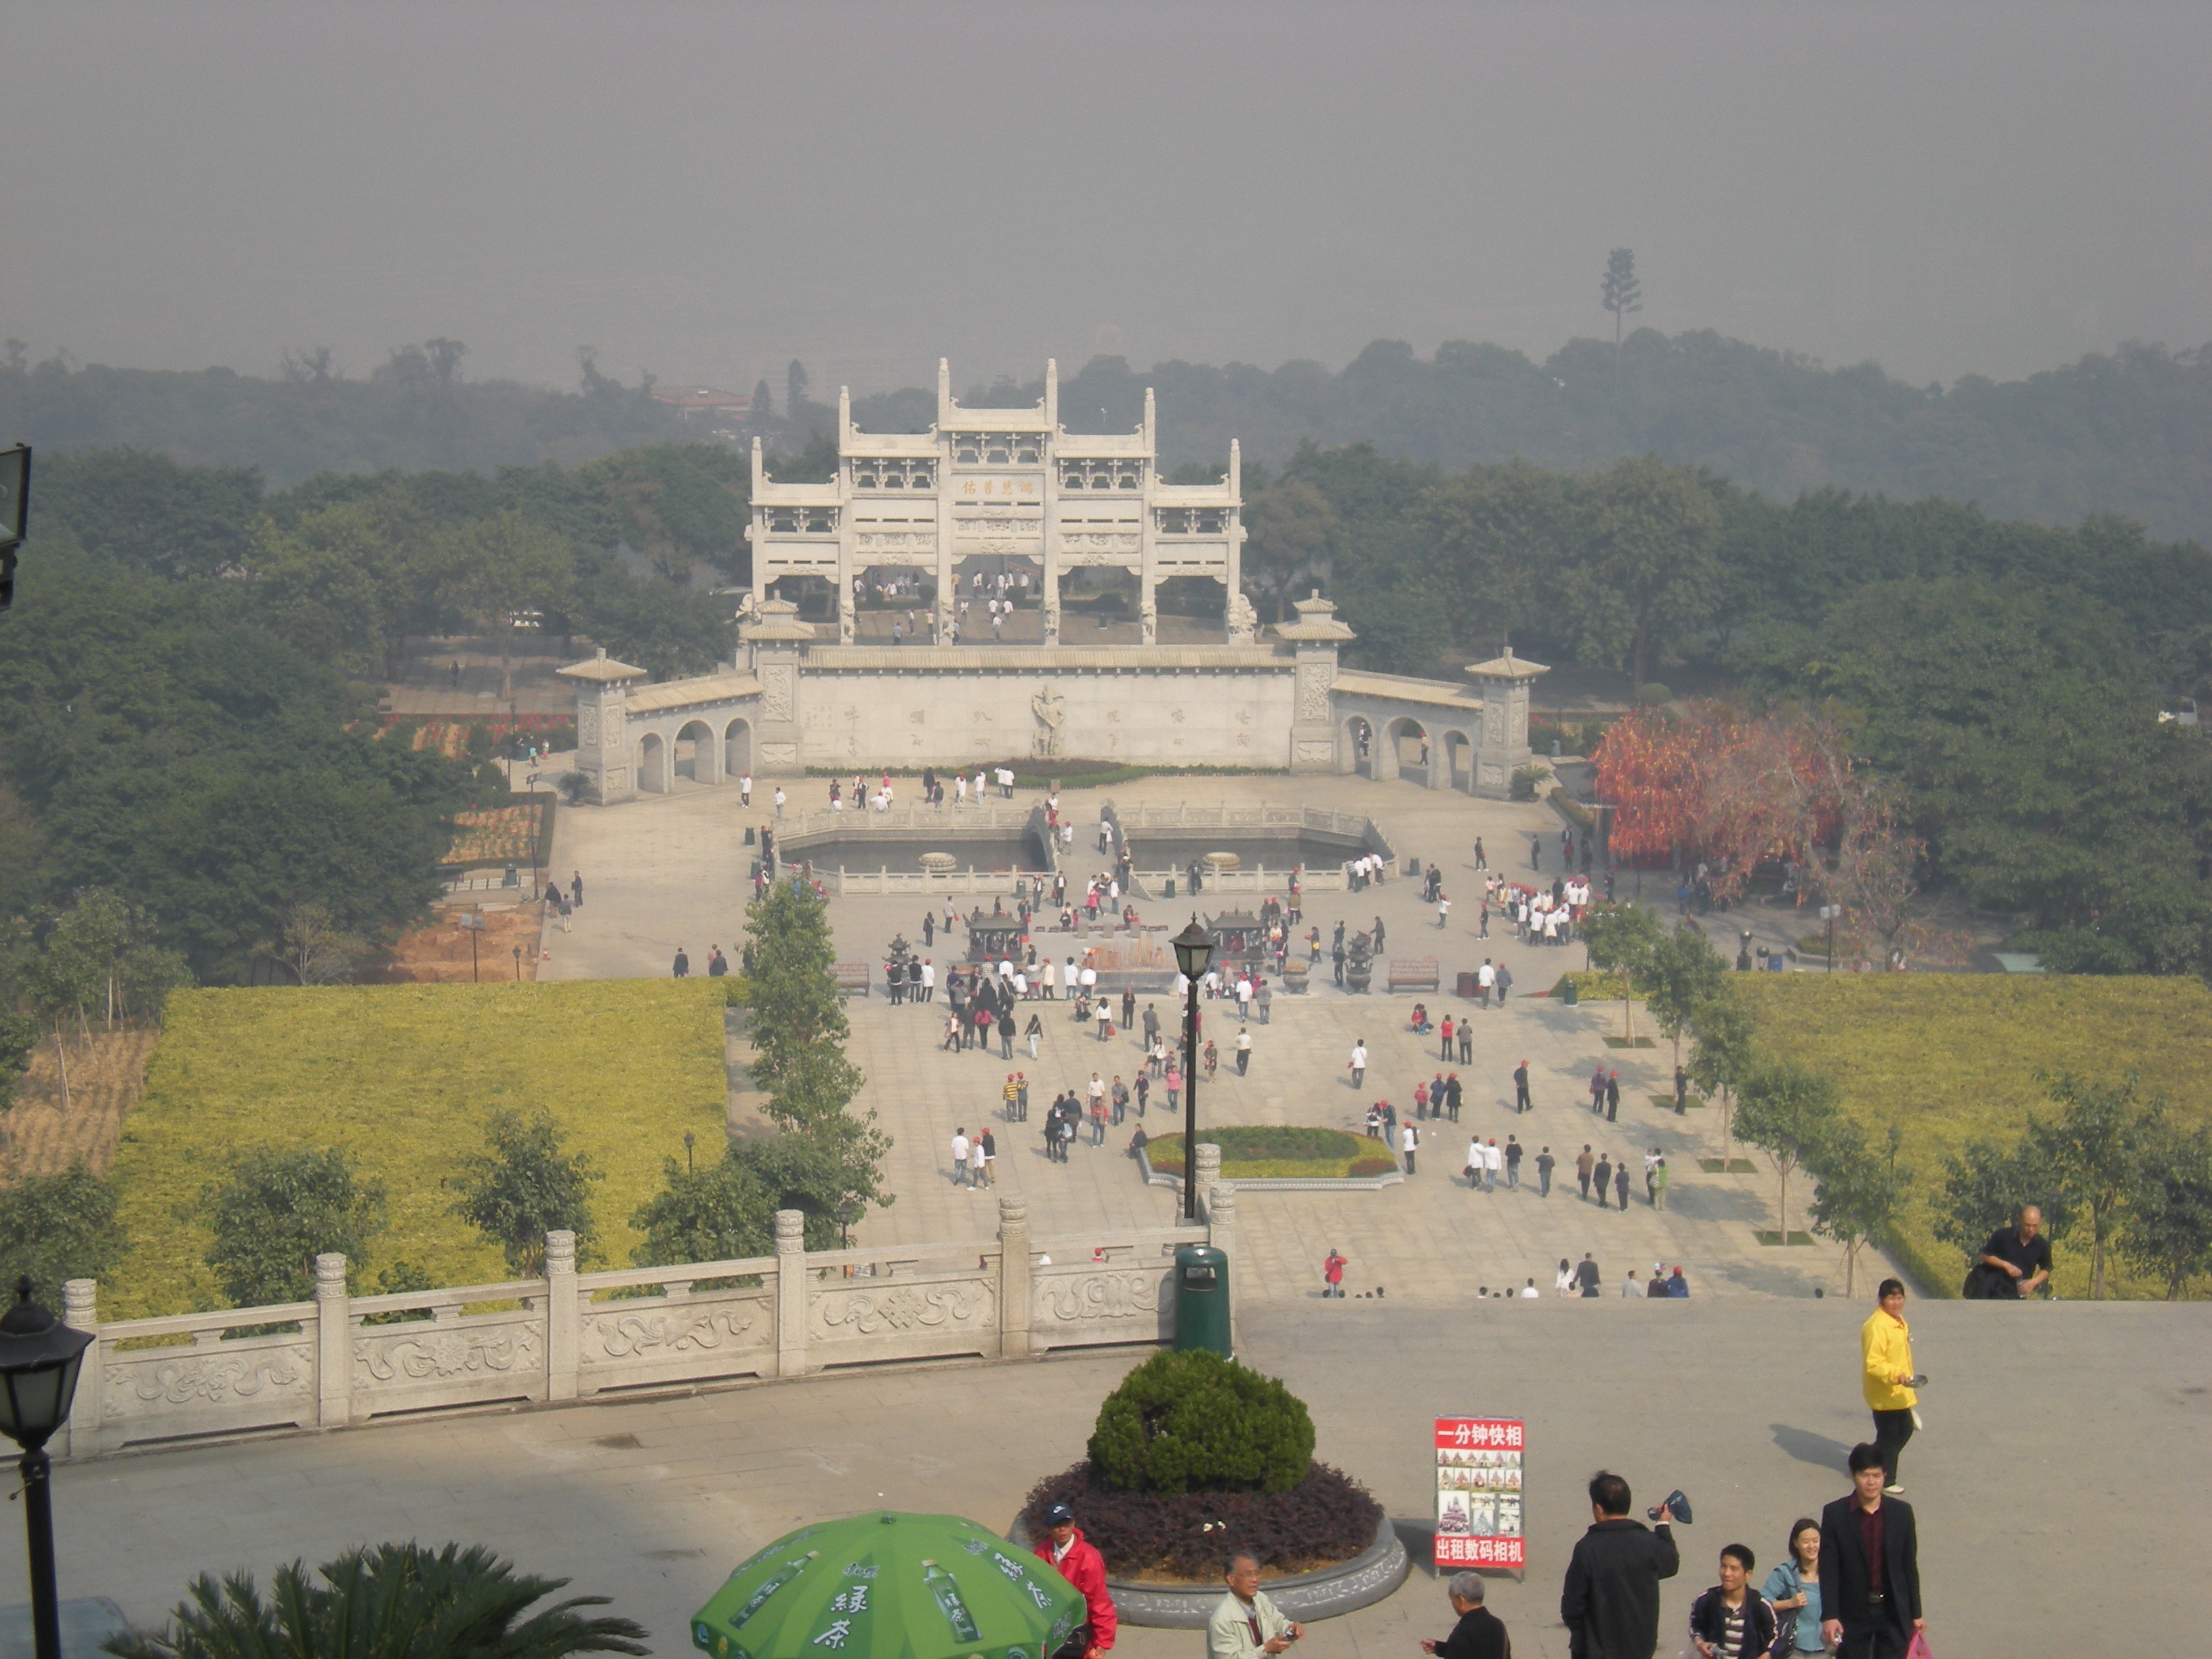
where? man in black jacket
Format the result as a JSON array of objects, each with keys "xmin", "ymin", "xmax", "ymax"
[
  {"xmin": 1420, "ymin": 1572, "xmax": 1508, "ymax": 1659},
  {"xmin": 1819, "ymin": 1443, "xmax": 1925, "ymax": 1659},
  {"xmin": 1561, "ymin": 1471, "xmax": 1679, "ymax": 1658}
]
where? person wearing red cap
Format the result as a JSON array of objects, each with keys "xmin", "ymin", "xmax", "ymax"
[{"xmin": 1036, "ymin": 1502, "xmax": 1115, "ymax": 1659}]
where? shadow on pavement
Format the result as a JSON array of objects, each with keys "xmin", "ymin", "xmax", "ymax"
[{"xmin": 1769, "ymin": 1422, "xmax": 1854, "ymax": 1469}]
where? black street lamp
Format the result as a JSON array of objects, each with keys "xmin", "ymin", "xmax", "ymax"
[
  {"xmin": 835, "ymin": 1197, "xmax": 862, "ymax": 1250},
  {"xmin": 0, "ymin": 445, "xmax": 30, "ymax": 613},
  {"xmin": 0, "ymin": 1279, "xmax": 94, "ymax": 1659},
  {"xmin": 683, "ymin": 1130, "xmax": 696, "ymax": 1173},
  {"xmin": 1170, "ymin": 917, "xmax": 1214, "ymax": 1221},
  {"xmin": 1820, "ymin": 905, "xmax": 1841, "ymax": 975}
]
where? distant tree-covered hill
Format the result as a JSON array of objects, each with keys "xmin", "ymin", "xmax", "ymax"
[
  {"xmin": 6, "ymin": 329, "xmax": 2210, "ymax": 541},
  {"xmin": 957, "ymin": 333, "xmax": 2212, "ymax": 546},
  {"xmin": 0, "ymin": 344, "xmax": 691, "ymax": 486}
]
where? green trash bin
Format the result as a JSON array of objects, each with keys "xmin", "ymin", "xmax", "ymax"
[
  {"xmin": 1172, "ymin": 1244, "xmax": 1232, "ymax": 1356},
  {"xmin": 1562, "ymin": 979, "xmax": 1580, "ymax": 1006}
]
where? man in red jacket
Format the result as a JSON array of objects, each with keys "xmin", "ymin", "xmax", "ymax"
[{"xmin": 1035, "ymin": 1502, "xmax": 1116, "ymax": 1659}]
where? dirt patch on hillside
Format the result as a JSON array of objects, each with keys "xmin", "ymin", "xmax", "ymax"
[
  {"xmin": 4, "ymin": 1027, "xmax": 159, "ymax": 1179},
  {"xmin": 365, "ymin": 904, "xmax": 546, "ymax": 983}
]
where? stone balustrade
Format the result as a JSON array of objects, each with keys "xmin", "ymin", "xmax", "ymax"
[{"xmin": 59, "ymin": 1197, "xmax": 1229, "ymax": 1460}]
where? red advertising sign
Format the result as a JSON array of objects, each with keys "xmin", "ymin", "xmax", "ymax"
[{"xmin": 1433, "ymin": 1416, "xmax": 1525, "ymax": 1569}]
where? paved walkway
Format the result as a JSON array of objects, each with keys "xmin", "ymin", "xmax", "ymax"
[
  {"xmin": 51, "ymin": 1300, "xmax": 2212, "ymax": 1659},
  {"xmin": 541, "ymin": 773, "xmax": 1895, "ymax": 1301}
]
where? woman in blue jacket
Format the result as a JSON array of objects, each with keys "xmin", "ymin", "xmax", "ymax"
[{"xmin": 1760, "ymin": 1520, "xmax": 1826, "ymax": 1656}]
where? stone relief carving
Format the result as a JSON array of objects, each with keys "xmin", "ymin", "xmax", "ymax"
[
  {"xmin": 111, "ymin": 1345, "xmax": 312, "ymax": 1408},
  {"xmin": 1031, "ymin": 687, "xmax": 1065, "ymax": 758},
  {"xmin": 581, "ymin": 1300, "xmax": 768, "ymax": 1364},
  {"xmin": 1296, "ymin": 739, "xmax": 1336, "ymax": 763},
  {"xmin": 1296, "ymin": 663, "xmax": 1334, "ymax": 724},
  {"xmin": 811, "ymin": 1281, "xmax": 994, "ymax": 1340},
  {"xmin": 354, "ymin": 1322, "xmax": 544, "ymax": 1387},
  {"xmin": 578, "ymin": 707, "xmax": 600, "ymax": 747},
  {"xmin": 760, "ymin": 741, "xmax": 799, "ymax": 768},
  {"xmin": 1033, "ymin": 1271, "xmax": 1164, "ymax": 1324},
  {"xmin": 760, "ymin": 663, "xmax": 797, "ymax": 722}
]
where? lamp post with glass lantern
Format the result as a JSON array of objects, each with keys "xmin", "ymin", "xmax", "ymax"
[
  {"xmin": 0, "ymin": 445, "xmax": 30, "ymax": 613},
  {"xmin": 1820, "ymin": 905, "xmax": 1840, "ymax": 975},
  {"xmin": 1170, "ymin": 918, "xmax": 1214, "ymax": 1222},
  {"xmin": 0, "ymin": 1279, "xmax": 94, "ymax": 1659}
]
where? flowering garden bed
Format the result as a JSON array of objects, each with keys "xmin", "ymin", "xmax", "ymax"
[{"xmin": 445, "ymin": 800, "xmax": 552, "ymax": 867}]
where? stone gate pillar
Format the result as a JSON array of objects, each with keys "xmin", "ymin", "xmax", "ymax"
[
  {"xmin": 742, "ymin": 600, "xmax": 815, "ymax": 776},
  {"xmin": 558, "ymin": 649, "xmax": 648, "ymax": 804},
  {"xmin": 1465, "ymin": 648, "xmax": 1549, "ymax": 800},
  {"xmin": 1275, "ymin": 593, "xmax": 1355, "ymax": 773}
]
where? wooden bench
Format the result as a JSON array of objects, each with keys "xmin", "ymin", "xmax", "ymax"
[
  {"xmin": 1387, "ymin": 958, "xmax": 1441, "ymax": 994},
  {"xmin": 833, "ymin": 962, "xmax": 872, "ymax": 997}
]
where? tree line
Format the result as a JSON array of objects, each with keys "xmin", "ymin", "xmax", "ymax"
[
  {"xmin": 1239, "ymin": 441, "xmax": 2212, "ymax": 975},
  {"xmin": 11, "ymin": 329, "xmax": 2211, "ymax": 539},
  {"xmin": 0, "ymin": 441, "xmax": 760, "ymax": 994}
]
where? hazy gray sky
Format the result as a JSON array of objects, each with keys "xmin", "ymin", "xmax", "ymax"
[{"xmin": 5, "ymin": 1, "xmax": 2208, "ymax": 398}]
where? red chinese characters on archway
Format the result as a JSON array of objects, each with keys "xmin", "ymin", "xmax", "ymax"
[{"xmin": 1434, "ymin": 1417, "xmax": 1525, "ymax": 1568}]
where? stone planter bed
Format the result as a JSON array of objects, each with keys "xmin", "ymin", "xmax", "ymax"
[
  {"xmin": 1011, "ymin": 1467, "xmax": 1408, "ymax": 1629},
  {"xmin": 1136, "ymin": 1129, "xmax": 1402, "ymax": 1193}
]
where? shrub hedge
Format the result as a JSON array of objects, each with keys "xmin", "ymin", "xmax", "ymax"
[
  {"xmin": 1145, "ymin": 1130, "xmax": 1393, "ymax": 1180},
  {"xmin": 1148, "ymin": 1127, "xmax": 1366, "ymax": 1163},
  {"xmin": 1021, "ymin": 1461, "xmax": 1382, "ymax": 1579},
  {"xmin": 1089, "ymin": 1350, "xmax": 1315, "ymax": 1496}
]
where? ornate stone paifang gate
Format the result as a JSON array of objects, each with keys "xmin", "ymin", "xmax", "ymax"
[{"xmin": 56, "ymin": 1195, "xmax": 1239, "ymax": 1459}]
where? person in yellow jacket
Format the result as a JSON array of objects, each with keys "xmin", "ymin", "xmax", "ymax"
[{"xmin": 1860, "ymin": 1278, "xmax": 1919, "ymax": 1495}]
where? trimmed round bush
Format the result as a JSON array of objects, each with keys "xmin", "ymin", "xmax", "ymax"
[{"xmin": 1088, "ymin": 1350, "xmax": 1315, "ymax": 1496}]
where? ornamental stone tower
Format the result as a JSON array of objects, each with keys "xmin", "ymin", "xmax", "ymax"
[
  {"xmin": 739, "ymin": 597, "xmax": 815, "ymax": 775},
  {"xmin": 1274, "ymin": 591, "xmax": 1356, "ymax": 772},
  {"xmin": 556, "ymin": 649, "xmax": 648, "ymax": 803},
  {"xmin": 1463, "ymin": 647, "xmax": 1548, "ymax": 798}
]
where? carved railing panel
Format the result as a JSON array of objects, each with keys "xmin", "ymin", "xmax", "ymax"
[
  {"xmin": 105, "ymin": 1330, "xmax": 316, "ymax": 1439},
  {"xmin": 577, "ymin": 1290, "xmax": 775, "ymax": 1391},
  {"xmin": 351, "ymin": 1307, "xmax": 544, "ymax": 1415},
  {"xmin": 807, "ymin": 1269, "xmax": 998, "ymax": 1362}
]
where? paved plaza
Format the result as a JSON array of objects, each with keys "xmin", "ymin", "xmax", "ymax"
[
  {"xmin": 541, "ymin": 771, "xmax": 1889, "ymax": 1300},
  {"xmin": 54, "ymin": 1300, "xmax": 2212, "ymax": 1659}
]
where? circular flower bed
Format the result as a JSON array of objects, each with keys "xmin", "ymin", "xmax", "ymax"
[
  {"xmin": 1022, "ymin": 1351, "xmax": 1382, "ymax": 1580},
  {"xmin": 1020, "ymin": 1460, "xmax": 1383, "ymax": 1580}
]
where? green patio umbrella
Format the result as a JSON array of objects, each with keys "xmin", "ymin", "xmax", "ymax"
[{"xmin": 692, "ymin": 1511, "xmax": 1086, "ymax": 1659}]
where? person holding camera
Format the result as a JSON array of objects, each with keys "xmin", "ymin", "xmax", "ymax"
[
  {"xmin": 1858, "ymin": 1279, "xmax": 1919, "ymax": 1494},
  {"xmin": 1560, "ymin": 1471, "xmax": 1679, "ymax": 1659},
  {"xmin": 1208, "ymin": 1551, "xmax": 1301, "ymax": 1659}
]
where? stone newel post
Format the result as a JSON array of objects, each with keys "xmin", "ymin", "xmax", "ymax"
[
  {"xmin": 545, "ymin": 1229, "xmax": 579, "ymax": 1401},
  {"xmin": 62, "ymin": 1280, "xmax": 99, "ymax": 1459},
  {"xmin": 314, "ymin": 1252, "xmax": 351, "ymax": 1429},
  {"xmin": 775, "ymin": 1209, "xmax": 809, "ymax": 1376},
  {"xmin": 998, "ymin": 1196, "xmax": 1033, "ymax": 1359}
]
